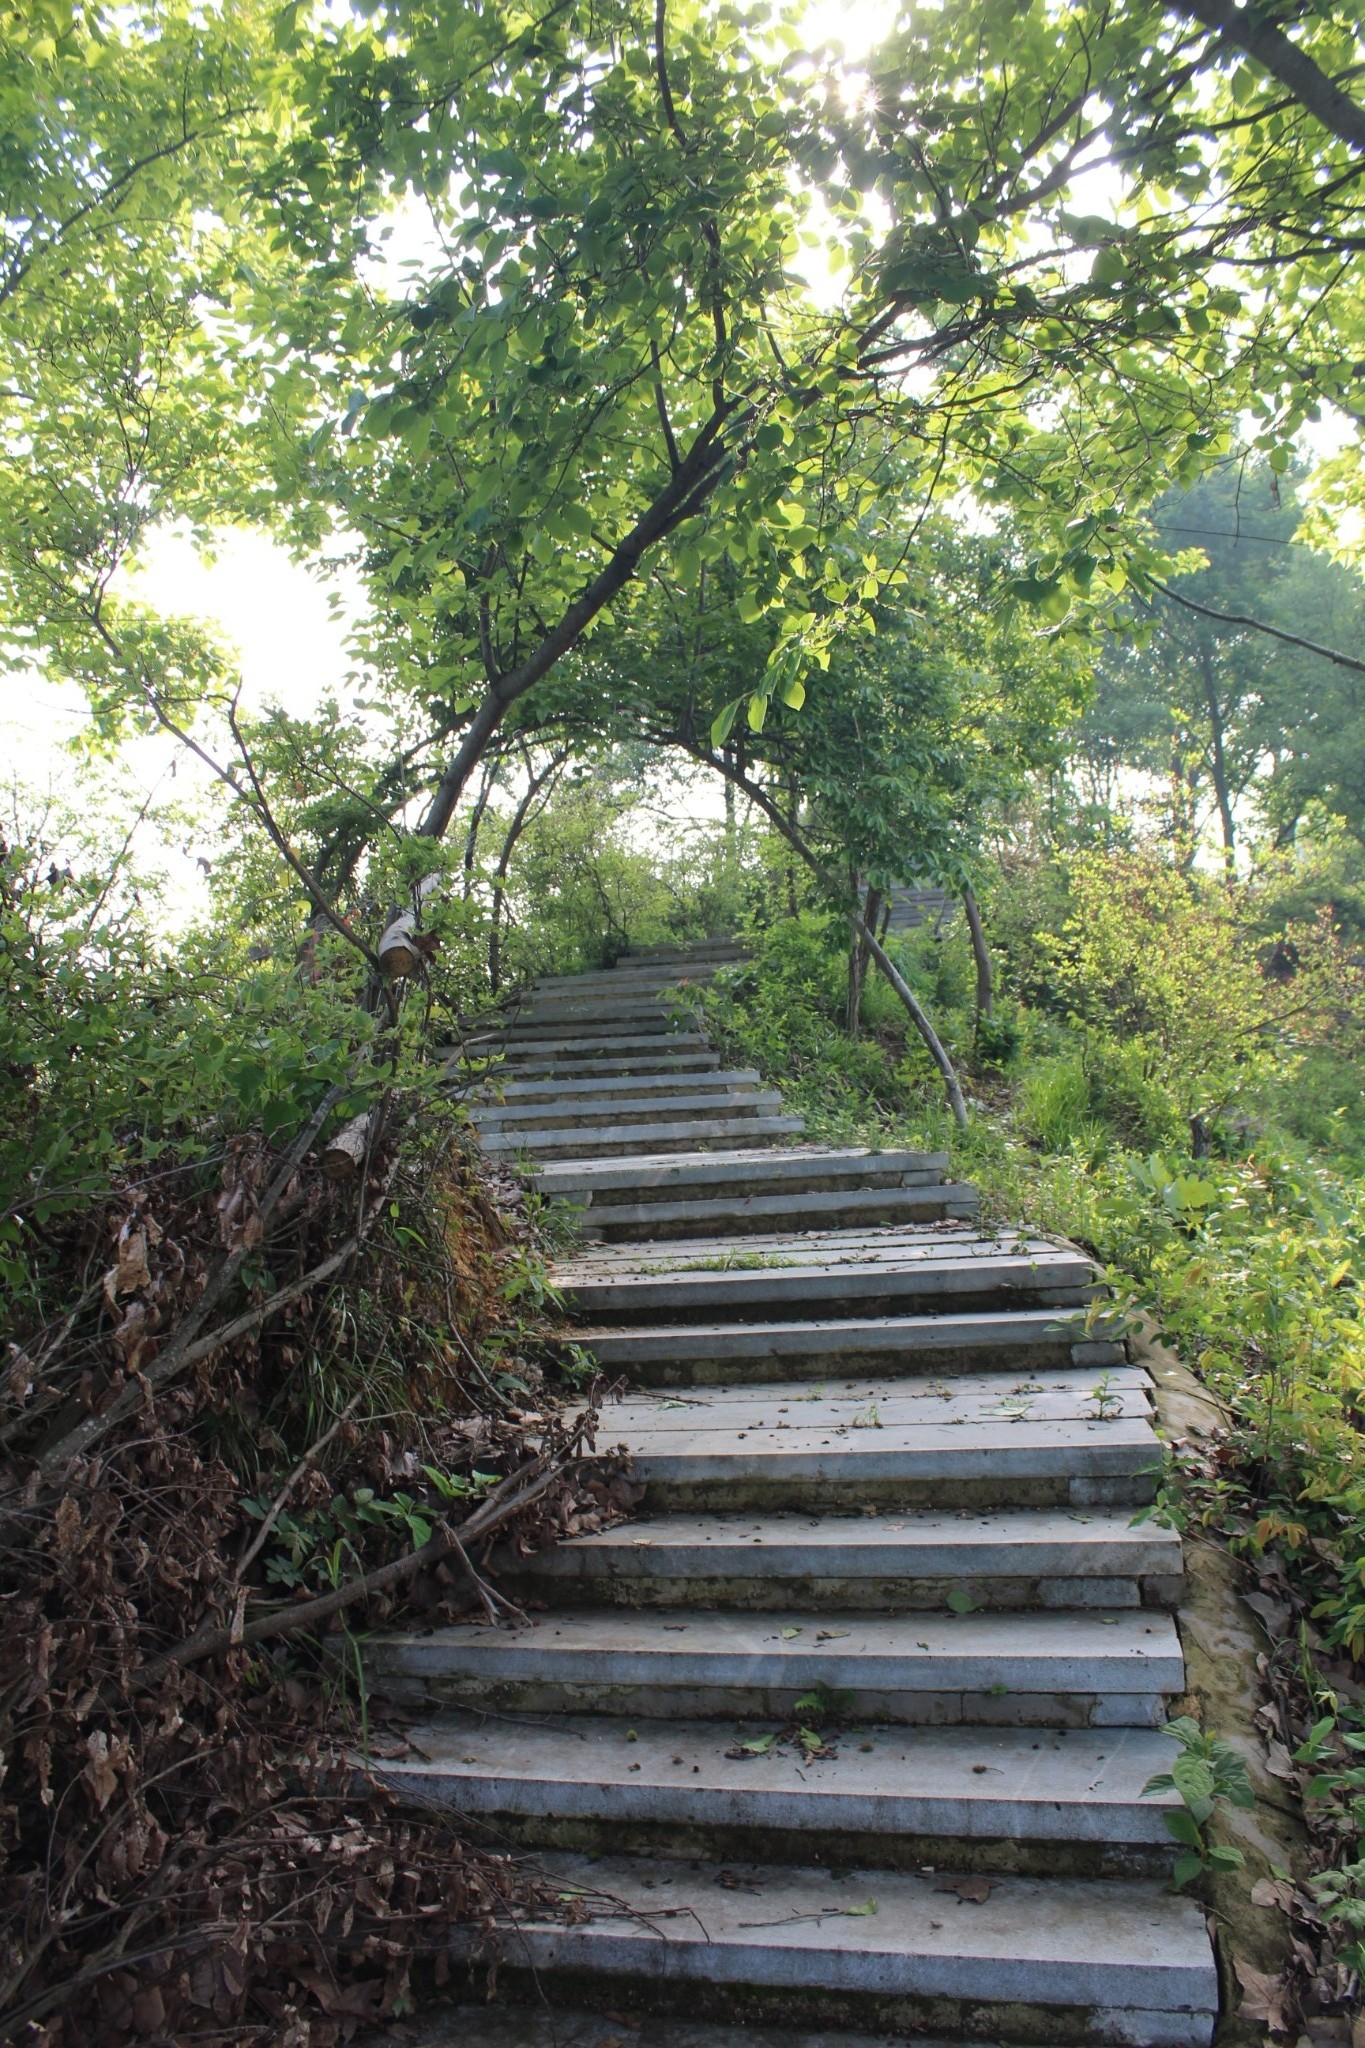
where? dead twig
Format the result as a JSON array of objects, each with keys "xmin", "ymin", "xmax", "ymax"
[{"xmin": 233, "ymin": 1392, "xmax": 363, "ymax": 1583}]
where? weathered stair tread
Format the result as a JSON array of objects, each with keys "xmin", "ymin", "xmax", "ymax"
[
  {"xmin": 509, "ymin": 1504, "xmax": 1181, "ymax": 1604},
  {"xmin": 503, "ymin": 1012, "xmax": 683, "ymax": 1039},
  {"xmin": 614, "ymin": 1413, "xmax": 1157, "ymax": 1491},
  {"xmin": 367, "ymin": 1605, "xmax": 1184, "ymax": 1708},
  {"xmin": 481, "ymin": 1115, "xmax": 807, "ymax": 1157},
  {"xmin": 532, "ymin": 1145, "xmax": 950, "ymax": 1196},
  {"xmin": 595, "ymin": 1365, "xmax": 1149, "ymax": 1413},
  {"xmin": 554, "ymin": 1239, "xmax": 1094, "ymax": 1315},
  {"xmin": 469, "ymin": 1088, "xmax": 782, "ymax": 1129},
  {"xmin": 447, "ymin": 1853, "xmax": 1217, "ymax": 2037},
  {"xmin": 571, "ymin": 1307, "xmax": 1119, "ymax": 1373},
  {"xmin": 575, "ymin": 1184, "xmax": 976, "ymax": 1239},
  {"xmin": 379, "ymin": 1713, "xmax": 1181, "ymax": 1844},
  {"xmin": 460, "ymin": 1050, "xmax": 724, "ymax": 1081},
  {"xmin": 558, "ymin": 1222, "xmax": 1035, "ymax": 1264},
  {"xmin": 478, "ymin": 1068, "xmax": 764, "ymax": 1101},
  {"xmin": 494, "ymin": 1031, "xmax": 714, "ymax": 1059}
]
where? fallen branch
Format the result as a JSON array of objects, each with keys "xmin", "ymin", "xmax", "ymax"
[{"xmin": 133, "ymin": 1445, "xmax": 584, "ymax": 1688}]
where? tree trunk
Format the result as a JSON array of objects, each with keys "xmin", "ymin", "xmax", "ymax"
[
  {"xmin": 488, "ymin": 751, "xmax": 569, "ymax": 992},
  {"xmin": 665, "ymin": 738, "xmax": 969, "ymax": 1126},
  {"xmin": 962, "ymin": 885, "xmax": 994, "ymax": 1021},
  {"xmin": 1198, "ymin": 641, "xmax": 1237, "ymax": 876},
  {"xmin": 846, "ymin": 881, "xmax": 882, "ymax": 1037}
]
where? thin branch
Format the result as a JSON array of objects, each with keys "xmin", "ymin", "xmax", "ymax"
[
  {"xmin": 232, "ymin": 1393, "xmax": 363, "ymax": 1583},
  {"xmin": 1152, "ymin": 580, "xmax": 1365, "ymax": 675}
]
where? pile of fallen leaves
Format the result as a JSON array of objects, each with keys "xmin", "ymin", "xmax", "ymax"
[
  {"xmin": 0, "ymin": 1116, "xmax": 629, "ymax": 2044},
  {"xmin": 1167, "ymin": 1426, "xmax": 1364, "ymax": 2038}
]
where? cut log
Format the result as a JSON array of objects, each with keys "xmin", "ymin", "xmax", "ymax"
[
  {"xmin": 322, "ymin": 1111, "xmax": 373, "ymax": 1181},
  {"xmin": 378, "ymin": 912, "xmax": 421, "ymax": 977}
]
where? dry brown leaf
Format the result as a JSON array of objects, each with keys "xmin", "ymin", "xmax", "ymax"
[
  {"xmin": 115, "ymin": 1221, "xmax": 152, "ymax": 1295},
  {"xmin": 935, "ymin": 1875, "xmax": 996, "ymax": 1903},
  {"xmin": 1251, "ymin": 1877, "xmax": 1296, "ymax": 1913},
  {"xmin": 1264, "ymin": 1739, "xmax": 1299, "ymax": 1782},
  {"xmin": 1235, "ymin": 1957, "xmax": 1293, "ymax": 2034}
]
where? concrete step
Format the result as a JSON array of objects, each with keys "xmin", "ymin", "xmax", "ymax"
[
  {"xmin": 477, "ymin": 1068, "xmax": 764, "ymax": 1104},
  {"xmin": 377, "ymin": 2005, "xmax": 998, "ymax": 2048},
  {"xmin": 438, "ymin": 1853, "xmax": 1217, "ymax": 2043},
  {"xmin": 469, "ymin": 1089, "xmax": 782, "ymax": 1134},
  {"xmin": 574, "ymin": 1183, "xmax": 976, "ymax": 1241},
  {"xmin": 529, "ymin": 963, "xmax": 727, "ymax": 993},
  {"xmin": 501, "ymin": 1012, "xmax": 684, "ymax": 1042},
  {"xmin": 552, "ymin": 1228, "xmax": 1096, "ymax": 1322},
  {"xmin": 480, "ymin": 1115, "xmax": 807, "ymax": 1161},
  {"xmin": 622, "ymin": 943, "xmax": 746, "ymax": 962},
  {"xmin": 570, "ymin": 1308, "xmax": 1126, "ymax": 1385},
  {"xmin": 378, "ymin": 1713, "xmax": 1182, "ymax": 1876},
  {"xmin": 595, "ymin": 1391, "xmax": 1159, "ymax": 1511},
  {"xmin": 531, "ymin": 1146, "xmax": 953, "ymax": 1207},
  {"xmin": 364, "ymin": 1605, "xmax": 1184, "ymax": 1727},
  {"xmin": 461, "ymin": 1049, "xmax": 724, "ymax": 1082},
  {"xmin": 503, "ymin": 1503, "xmax": 1182, "ymax": 1611},
  {"xmin": 492, "ymin": 1032, "xmax": 715, "ymax": 1063}
]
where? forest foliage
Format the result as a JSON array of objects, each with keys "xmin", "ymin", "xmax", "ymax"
[{"xmin": 5, "ymin": 0, "xmax": 1365, "ymax": 2035}]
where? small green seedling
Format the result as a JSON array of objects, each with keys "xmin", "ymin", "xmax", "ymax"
[{"xmin": 1142, "ymin": 1716, "xmax": 1254, "ymax": 1888}]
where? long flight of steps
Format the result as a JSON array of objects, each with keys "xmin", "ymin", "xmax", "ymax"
[{"xmin": 365, "ymin": 941, "xmax": 1218, "ymax": 2048}]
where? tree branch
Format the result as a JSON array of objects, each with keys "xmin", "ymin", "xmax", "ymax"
[
  {"xmin": 1152, "ymin": 579, "xmax": 1365, "ymax": 675},
  {"xmin": 1169, "ymin": 0, "xmax": 1365, "ymax": 154}
]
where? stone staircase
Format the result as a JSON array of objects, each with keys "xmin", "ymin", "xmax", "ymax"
[{"xmin": 365, "ymin": 942, "xmax": 1219, "ymax": 2047}]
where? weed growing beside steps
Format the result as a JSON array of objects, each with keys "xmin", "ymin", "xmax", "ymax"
[{"xmin": 699, "ymin": 885, "xmax": 1365, "ymax": 2016}]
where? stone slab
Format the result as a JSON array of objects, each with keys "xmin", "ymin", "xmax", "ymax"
[
  {"xmin": 366, "ymin": 1606, "xmax": 1184, "ymax": 1717},
  {"xmin": 481, "ymin": 1069, "xmax": 763, "ymax": 1102},
  {"xmin": 470, "ymin": 1089, "xmax": 780, "ymax": 1129},
  {"xmin": 532, "ymin": 1147, "xmax": 950, "ymax": 1197},
  {"xmin": 570, "ymin": 1309, "xmax": 1117, "ymax": 1376},
  {"xmin": 444, "ymin": 1854, "xmax": 1217, "ymax": 2034},
  {"xmin": 376, "ymin": 1713, "xmax": 1180, "ymax": 1847},
  {"xmin": 576, "ymin": 1186, "xmax": 975, "ymax": 1240},
  {"xmin": 508, "ymin": 1506, "xmax": 1181, "ymax": 1613},
  {"xmin": 555, "ymin": 1247, "xmax": 1093, "ymax": 1316},
  {"xmin": 481, "ymin": 1116, "xmax": 806, "ymax": 1158}
]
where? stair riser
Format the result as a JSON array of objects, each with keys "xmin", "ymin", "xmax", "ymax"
[
  {"xmin": 540, "ymin": 1157, "xmax": 950, "ymax": 1204},
  {"xmin": 371, "ymin": 1673, "xmax": 1172, "ymax": 1729},
  {"xmin": 484, "ymin": 1071, "xmax": 761, "ymax": 1104},
  {"xmin": 503, "ymin": 1007, "xmax": 684, "ymax": 1031},
  {"xmin": 378, "ymin": 1785, "xmax": 1175, "ymax": 1881},
  {"xmin": 502, "ymin": 1567, "xmax": 1182, "ymax": 1613},
  {"xmin": 639, "ymin": 1473, "xmax": 1155, "ymax": 1513},
  {"xmin": 487, "ymin": 1123, "xmax": 802, "ymax": 1161},
  {"xmin": 578, "ymin": 1194, "xmax": 973, "ymax": 1239},
  {"xmin": 600, "ymin": 1338, "xmax": 1126, "ymax": 1387},
  {"xmin": 473, "ymin": 1096, "xmax": 777, "ymax": 1134},
  {"xmin": 442, "ymin": 1953, "xmax": 1212, "ymax": 2046},
  {"xmin": 497, "ymin": 1034, "xmax": 710, "ymax": 1060},
  {"xmin": 484, "ymin": 1054, "xmax": 722, "ymax": 1081}
]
